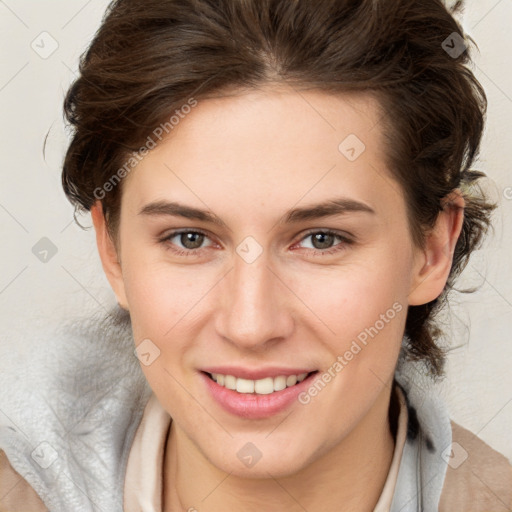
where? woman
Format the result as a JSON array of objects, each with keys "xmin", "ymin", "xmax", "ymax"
[{"xmin": 0, "ymin": 0, "xmax": 511, "ymax": 510}]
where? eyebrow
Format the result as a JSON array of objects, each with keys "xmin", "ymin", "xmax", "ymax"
[{"xmin": 138, "ymin": 197, "xmax": 376, "ymax": 227}]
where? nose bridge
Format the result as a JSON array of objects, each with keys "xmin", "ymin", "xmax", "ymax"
[{"xmin": 215, "ymin": 248, "xmax": 292, "ymax": 349}]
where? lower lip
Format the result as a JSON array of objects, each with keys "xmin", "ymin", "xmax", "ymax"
[{"xmin": 201, "ymin": 371, "xmax": 317, "ymax": 419}]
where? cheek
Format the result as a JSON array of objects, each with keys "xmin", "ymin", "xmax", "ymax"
[
  {"xmin": 122, "ymin": 261, "xmax": 202, "ymax": 413},
  {"xmin": 289, "ymin": 257, "xmax": 409, "ymax": 336},
  {"xmin": 284, "ymin": 250, "xmax": 410, "ymax": 387},
  {"xmin": 123, "ymin": 265, "xmax": 194, "ymax": 337}
]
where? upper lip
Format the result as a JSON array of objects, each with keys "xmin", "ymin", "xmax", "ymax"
[{"xmin": 201, "ymin": 366, "xmax": 316, "ymax": 380}]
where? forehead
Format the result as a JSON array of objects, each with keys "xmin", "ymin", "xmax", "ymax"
[
  {"xmin": 122, "ymin": 87, "xmax": 403, "ymax": 226},
  {"xmin": 159, "ymin": 86, "xmax": 384, "ymax": 160}
]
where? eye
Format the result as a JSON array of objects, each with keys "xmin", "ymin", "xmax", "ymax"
[
  {"xmin": 160, "ymin": 229, "xmax": 214, "ymax": 256},
  {"xmin": 294, "ymin": 230, "xmax": 353, "ymax": 255},
  {"xmin": 159, "ymin": 228, "xmax": 353, "ymax": 258}
]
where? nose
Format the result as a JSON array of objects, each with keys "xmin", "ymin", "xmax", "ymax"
[{"xmin": 214, "ymin": 249, "xmax": 294, "ymax": 351}]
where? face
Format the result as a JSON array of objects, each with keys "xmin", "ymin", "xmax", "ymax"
[{"xmin": 99, "ymin": 87, "xmax": 438, "ymax": 478}]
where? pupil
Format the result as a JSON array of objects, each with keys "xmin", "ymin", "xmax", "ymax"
[
  {"xmin": 313, "ymin": 233, "xmax": 334, "ymax": 250},
  {"xmin": 182, "ymin": 232, "xmax": 203, "ymax": 249}
]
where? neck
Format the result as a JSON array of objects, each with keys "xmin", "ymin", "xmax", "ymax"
[{"xmin": 164, "ymin": 383, "xmax": 396, "ymax": 512}]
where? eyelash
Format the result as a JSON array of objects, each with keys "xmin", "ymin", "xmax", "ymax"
[{"xmin": 159, "ymin": 229, "xmax": 353, "ymax": 258}]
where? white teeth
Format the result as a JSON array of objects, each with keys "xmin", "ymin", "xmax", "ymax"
[
  {"xmin": 236, "ymin": 378, "xmax": 255, "ymax": 393},
  {"xmin": 273, "ymin": 376, "xmax": 287, "ymax": 391},
  {"xmin": 224, "ymin": 375, "xmax": 236, "ymax": 390},
  {"xmin": 254, "ymin": 377, "xmax": 274, "ymax": 395},
  {"xmin": 286, "ymin": 375, "xmax": 297, "ymax": 386},
  {"xmin": 210, "ymin": 372, "xmax": 311, "ymax": 394}
]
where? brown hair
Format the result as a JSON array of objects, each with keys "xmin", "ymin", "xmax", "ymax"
[{"xmin": 62, "ymin": 0, "xmax": 496, "ymax": 378}]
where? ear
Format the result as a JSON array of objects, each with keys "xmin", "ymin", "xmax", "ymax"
[
  {"xmin": 91, "ymin": 202, "xmax": 129, "ymax": 310},
  {"xmin": 408, "ymin": 189, "xmax": 465, "ymax": 306}
]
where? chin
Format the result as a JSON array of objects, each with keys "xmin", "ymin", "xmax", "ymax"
[{"xmin": 202, "ymin": 436, "xmax": 317, "ymax": 479}]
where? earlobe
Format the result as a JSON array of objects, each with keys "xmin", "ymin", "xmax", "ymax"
[
  {"xmin": 408, "ymin": 189, "xmax": 465, "ymax": 306},
  {"xmin": 90, "ymin": 202, "xmax": 129, "ymax": 310}
]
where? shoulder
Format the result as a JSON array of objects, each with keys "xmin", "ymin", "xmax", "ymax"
[
  {"xmin": 439, "ymin": 420, "xmax": 512, "ymax": 511},
  {"xmin": 0, "ymin": 450, "xmax": 48, "ymax": 512}
]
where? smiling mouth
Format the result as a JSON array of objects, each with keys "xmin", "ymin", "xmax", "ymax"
[{"xmin": 205, "ymin": 371, "xmax": 318, "ymax": 395}]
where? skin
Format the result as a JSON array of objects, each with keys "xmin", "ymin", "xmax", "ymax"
[{"xmin": 92, "ymin": 85, "xmax": 464, "ymax": 511}]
